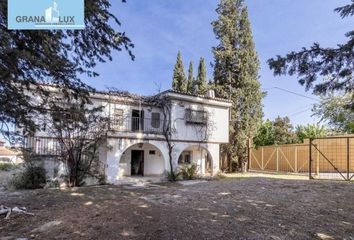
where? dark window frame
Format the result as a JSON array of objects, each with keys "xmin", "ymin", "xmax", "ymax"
[
  {"xmin": 178, "ymin": 151, "xmax": 192, "ymax": 164},
  {"xmin": 151, "ymin": 112, "xmax": 161, "ymax": 128},
  {"xmin": 185, "ymin": 109, "xmax": 208, "ymax": 125}
]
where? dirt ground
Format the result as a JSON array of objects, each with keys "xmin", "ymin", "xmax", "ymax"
[{"xmin": 1, "ymin": 173, "xmax": 354, "ymax": 240}]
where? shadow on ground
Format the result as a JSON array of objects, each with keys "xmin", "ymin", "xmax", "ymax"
[{"xmin": 1, "ymin": 173, "xmax": 354, "ymax": 240}]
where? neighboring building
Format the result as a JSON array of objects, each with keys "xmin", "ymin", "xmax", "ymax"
[
  {"xmin": 24, "ymin": 89, "xmax": 232, "ymax": 184},
  {"xmin": 0, "ymin": 141, "xmax": 22, "ymax": 164}
]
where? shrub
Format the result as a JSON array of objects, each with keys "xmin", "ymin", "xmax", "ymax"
[
  {"xmin": 44, "ymin": 179, "xmax": 60, "ymax": 189},
  {"xmin": 0, "ymin": 163, "xmax": 14, "ymax": 171},
  {"xmin": 11, "ymin": 163, "xmax": 46, "ymax": 189},
  {"xmin": 179, "ymin": 164, "xmax": 198, "ymax": 180},
  {"xmin": 98, "ymin": 174, "xmax": 107, "ymax": 185},
  {"xmin": 166, "ymin": 170, "xmax": 181, "ymax": 181}
]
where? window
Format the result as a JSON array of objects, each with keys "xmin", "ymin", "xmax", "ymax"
[
  {"xmin": 132, "ymin": 110, "xmax": 144, "ymax": 131},
  {"xmin": 149, "ymin": 150, "xmax": 156, "ymax": 155},
  {"xmin": 151, "ymin": 112, "xmax": 160, "ymax": 128},
  {"xmin": 178, "ymin": 151, "xmax": 192, "ymax": 164},
  {"xmin": 184, "ymin": 154, "xmax": 191, "ymax": 164},
  {"xmin": 112, "ymin": 108, "xmax": 124, "ymax": 129},
  {"xmin": 185, "ymin": 109, "xmax": 207, "ymax": 124}
]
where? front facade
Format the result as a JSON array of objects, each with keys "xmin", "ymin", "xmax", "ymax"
[{"xmin": 25, "ymin": 89, "xmax": 232, "ymax": 184}]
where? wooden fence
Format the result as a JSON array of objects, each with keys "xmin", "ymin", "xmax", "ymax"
[
  {"xmin": 249, "ymin": 143, "xmax": 309, "ymax": 173},
  {"xmin": 249, "ymin": 137, "xmax": 354, "ymax": 177},
  {"xmin": 310, "ymin": 137, "xmax": 354, "ymax": 180}
]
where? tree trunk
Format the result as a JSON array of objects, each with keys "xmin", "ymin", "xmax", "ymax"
[
  {"xmin": 168, "ymin": 145, "xmax": 173, "ymax": 174},
  {"xmin": 228, "ymin": 153, "xmax": 232, "ymax": 173},
  {"xmin": 241, "ymin": 160, "xmax": 248, "ymax": 173}
]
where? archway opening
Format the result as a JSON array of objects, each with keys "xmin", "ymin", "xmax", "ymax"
[
  {"xmin": 178, "ymin": 145, "xmax": 213, "ymax": 176},
  {"xmin": 119, "ymin": 142, "xmax": 165, "ymax": 177}
]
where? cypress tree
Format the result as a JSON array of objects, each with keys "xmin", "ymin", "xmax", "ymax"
[
  {"xmin": 186, "ymin": 61, "xmax": 194, "ymax": 94},
  {"xmin": 172, "ymin": 51, "xmax": 187, "ymax": 92},
  {"xmin": 212, "ymin": 0, "xmax": 263, "ymax": 172},
  {"xmin": 196, "ymin": 57, "xmax": 207, "ymax": 94}
]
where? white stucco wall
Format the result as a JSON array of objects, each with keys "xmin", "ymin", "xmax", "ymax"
[
  {"xmin": 170, "ymin": 100, "xmax": 230, "ymax": 143},
  {"xmin": 178, "ymin": 146, "xmax": 211, "ymax": 175},
  {"xmin": 90, "ymin": 92, "xmax": 230, "ymax": 145},
  {"xmin": 118, "ymin": 143, "xmax": 165, "ymax": 177},
  {"xmin": 25, "ymin": 89, "xmax": 230, "ymax": 185},
  {"xmin": 93, "ymin": 97, "xmax": 163, "ymax": 123},
  {"xmin": 105, "ymin": 138, "xmax": 220, "ymax": 184},
  {"xmin": 173, "ymin": 142, "xmax": 220, "ymax": 177},
  {"xmin": 0, "ymin": 155, "xmax": 22, "ymax": 164},
  {"xmin": 105, "ymin": 138, "xmax": 170, "ymax": 184}
]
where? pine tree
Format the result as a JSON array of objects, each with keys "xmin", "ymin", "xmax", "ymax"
[
  {"xmin": 196, "ymin": 57, "xmax": 207, "ymax": 94},
  {"xmin": 268, "ymin": 2, "xmax": 354, "ymax": 99},
  {"xmin": 0, "ymin": 0, "xmax": 134, "ymax": 140},
  {"xmin": 212, "ymin": 0, "xmax": 263, "ymax": 172},
  {"xmin": 186, "ymin": 61, "xmax": 194, "ymax": 94},
  {"xmin": 172, "ymin": 51, "xmax": 187, "ymax": 92}
]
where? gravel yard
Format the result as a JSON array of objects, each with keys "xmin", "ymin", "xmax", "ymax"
[{"xmin": 1, "ymin": 173, "xmax": 354, "ymax": 240}]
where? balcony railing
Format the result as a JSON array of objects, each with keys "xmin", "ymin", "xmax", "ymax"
[
  {"xmin": 23, "ymin": 136, "xmax": 61, "ymax": 156},
  {"xmin": 21, "ymin": 117, "xmax": 165, "ymax": 155},
  {"xmin": 110, "ymin": 117, "xmax": 164, "ymax": 134}
]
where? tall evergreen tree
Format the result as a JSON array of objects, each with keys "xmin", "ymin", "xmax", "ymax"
[
  {"xmin": 196, "ymin": 57, "xmax": 207, "ymax": 94},
  {"xmin": 212, "ymin": 0, "xmax": 263, "ymax": 171},
  {"xmin": 272, "ymin": 116, "xmax": 297, "ymax": 145},
  {"xmin": 172, "ymin": 51, "xmax": 187, "ymax": 92},
  {"xmin": 186, "ymin": 61, "xmax": 194, "ymax": 94}
]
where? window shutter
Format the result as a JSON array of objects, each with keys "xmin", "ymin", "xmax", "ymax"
[{"xmin": 151, "ymin": 112, "xmax": 160, "ymax": 128}]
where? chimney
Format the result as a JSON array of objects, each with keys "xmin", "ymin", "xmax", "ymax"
[{"xmin": 204, "ymin": 89, "xmax": 215, "ymax": 98}]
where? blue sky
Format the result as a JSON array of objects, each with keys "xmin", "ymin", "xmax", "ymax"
[{"xmin": 86, "ymin": 0, "xmax": 353, "ymax": 126}]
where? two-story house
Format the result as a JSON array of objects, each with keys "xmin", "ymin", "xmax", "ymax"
[{"xmin": 24, "ymin": 88, "xmax": 232, "ymax": 184}]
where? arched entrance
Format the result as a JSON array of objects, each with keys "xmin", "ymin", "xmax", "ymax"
[
  {"xmin": 119, "ymin": 142, "xmax": 165, "ymax": 177},
  {"xmin": 177, "ymin": 145, "xmax": 213, "ymax": 176}
]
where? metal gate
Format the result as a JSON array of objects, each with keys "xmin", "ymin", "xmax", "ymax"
[{"xmin": 309, "ymin": 137, "xmax": 354, "ymax": 181}]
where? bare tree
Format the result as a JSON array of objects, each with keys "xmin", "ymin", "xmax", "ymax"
[
  {"xmin": 40, "ymin": 97, "xmax": 110, "ymax": 187},
  {"xmin": 146, "ymin": 94, "xmax": 178, "ymax": 180},
  {"xmin": 147, "ymin": 93, "xmax": 215, "ymax": 180}
]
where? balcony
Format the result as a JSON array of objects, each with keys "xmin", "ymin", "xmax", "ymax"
[
  {"xmin": 109, "ymin": 117, "xmax": 164, "ymax": 134},
  {"xmin": 21, "ymin": 117, "xmax": 165, "ymax": 156}
]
